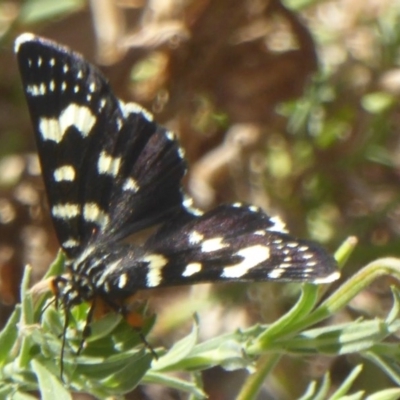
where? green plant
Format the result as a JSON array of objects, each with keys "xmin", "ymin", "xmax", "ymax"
[{"xmin": 1, "ymin": 238, "xmax": 400, "ymax": 399}]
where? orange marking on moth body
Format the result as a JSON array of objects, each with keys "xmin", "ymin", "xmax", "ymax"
[
  {"xmin": 90, "ymin": 296, "xmax": 112, "ymax": 320},
  {"xmin": 125, "ymin": 311, "xmax": 145, "ymax": 328},
  {"xmin": 90, "ymin": 294, "xmax": 145, "ymax": 328},
  {"xmin": 49, "ymin": 277, "xmax": 58, "ymax": 295}
]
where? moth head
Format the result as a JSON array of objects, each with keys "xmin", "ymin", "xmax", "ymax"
[{"xmin": 50, "ymin": 273, "xmax": 94, "ymax": 308}]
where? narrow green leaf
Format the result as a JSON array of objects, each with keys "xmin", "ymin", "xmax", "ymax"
[
  {"xmin": 335, "ymin": 393, "xmax": 364, "ymax": 400},
  {"xmin": 329, "ymin": 364, "xmax": 363, "ymax": 400},
  {"xmin": 366, "ymin": 388, "xmax": 400, "ymax": 400},
  {"xmin": 152, "ymin": 317, "xmax": 199, "ymax": 371},
  {"xmin": 0, "ymin": 305, "xmax": 21, "ymax": 365},
  {"xmin": 85, "ymin": 313, "xmax": 123, "ymax": 342},
  {"xmin": 386, "ymin": 287, "xmax": 400, "ymax": 325},
  {"xmin": 100, "ymin": 351, "xmax": 153, "ymax": 393},
  {"xmin": 0, "ymin": 386, "xmax": 14, "ymax": 398},
  {"xmin": 17, "ymin": 266, "xmax": 36, "ymax": 370},
  {"xmin": 144, "ymin": 371, "xmax": 206, "ymax": 399},
  {"xmin": 363, "ymin": 351, "xmax": 400, "ymax": 386},
  {"xmin": 290, "ymin": 258, "xmax": 400, "ymax": 334},
  {"xmin": 43, "ymin": 250, "xmax": 66, "ymax": 279},
  {"xmin": 286, "ymin": 319, "xmax": 400, "ymax": 355},
  {"xmin": 20, "ymin": 265, "xmax": 32, "ymax": 304},
  {"xmin": 362, "ymin": 92, "xmax": 395, "ymax": 113},
  {"xmin": 31, "ymin": 359, "xmax": 72, "ymax": 400},
  {"xmin": 9, "ymin": 391, "xmax": 38, "ymax": 400},
  {"xmin": 19, "ymin": 0, "xmax": 84, "ymax": 24},
  {"xmin": 298, "ymin": 380, "xmax": 317, "ymax": 400},
  {"xmin": 75, "ymin": 348, "xmax": 145, "ymax": 379},
  {"xmin": 312, "ymin": 372, "xmax": 331, "ymax": 400},
  {"xmin": 31, "ymin": 251, "xmax": 66, "ymax": 320},
  {"xmin": 333, "ymin": 236, "xmax": 358, "ymax": 268},
  {"xmin": 248, "ymin": 285, "xmax": 319, "ymax": 354}
]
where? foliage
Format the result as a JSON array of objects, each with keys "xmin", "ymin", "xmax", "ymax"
[{"xmin": 0, "ymin": 241, "xmax": 400, "ymax": 399}]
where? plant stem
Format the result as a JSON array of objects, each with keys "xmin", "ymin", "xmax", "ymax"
[{"xmin": 236, "ymin": 353, "xmax": 281, "ymax": 400}]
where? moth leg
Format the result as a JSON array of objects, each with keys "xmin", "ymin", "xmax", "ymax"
[
  {"xmin": 77, "ymin": 299, "xmax": 97, "ymax": 355},
  {"xmin": 60, "ymin": 308, "xmax": 70, "ymax": 382},
  {"xmin": 117, "ymin": 300, "xmax": 159, "ymax": 360}
]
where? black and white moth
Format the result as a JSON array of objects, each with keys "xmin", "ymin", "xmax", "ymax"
[{"xmin": 15, "ymin": 33, "xmax": 339, "ymax": 340}]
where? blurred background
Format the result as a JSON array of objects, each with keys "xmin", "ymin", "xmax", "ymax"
[{"xmin": 0, "ymin": 0, "xmax": 399, "ymax": 398}]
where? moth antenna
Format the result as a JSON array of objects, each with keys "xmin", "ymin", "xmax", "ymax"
[{"xmin": 39, "ymin": 296, "xmax": 56, "ymax": 319}]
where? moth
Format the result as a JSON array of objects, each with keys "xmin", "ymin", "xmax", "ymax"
[{"xmin": 15, "ymin": 33, "xmax": 339, "ymax": 360}]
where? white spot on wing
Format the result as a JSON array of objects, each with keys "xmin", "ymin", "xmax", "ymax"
[
  {"xmin": 302, "ymin": 253, "xmax": 313, "ymax": 260},
  {"xmin": 118, "ymin": 273, "xmax": 128, "ymax": 288},
  {"xmin": 62, "ymin": 238, "xmax": 80, "ymax": 248},
  {"xmin": 53, "ymin": 165, "xmax": 76, "ymax": 182},
  {"xmin": 182, "ymin": 262, "xmax": 202, "ymax": 277},
  {"xmin": 63, "ymin": 65, "xmax": 69, "ymax": 73},
  {"xmin": 178, "ymin": 148, "xmax": 185, "ymax": 159},
  {"xmin": 189, "ymin": 231, "xmax": 204, "ymax": 244},
  {"xmin": 14, "ymin": 33, "xmax": 36, "ymax": 52},
  {"xmin": 97, "ymin": 151, "xmax": 121, "ymax": 177},
  {"xmin": 122, "ymin": 177, "xmax": 139, "ymax": 192},
  {"xmin": 39, "ymin": 119, "xmax": 60, "ymax": 141},
  {"xmin": 268, "ymin": 268, "xmax": 285, "ymax": 279},
  {"xmin": 52, "ymin": 203, "xmax": 80, "ymax": 219},
  {"xmin": 268, "ymin": 216, "xmax": 288, "ymax": 233},
  {"xmin": 39, "ymin": 103, "xmax": 96, "ymax": 143},
  {"xmin": 144, "ymin": 254, "xmax": 168, "ymax": 287},
  {"xmin": 120, "ymin": 101, "xmax": 153, "ymax": 121},
  {"xmin": 313, "ymin": 270, "xmax": 340, "ymax": 284},
  {"xmin": 26, "ymin": 85, "xmax": 39, "ymax": 96},
  {"xmin": 307, "ymin": 261, "xmax": 317, "ymax": 267},
  {"xmin": 83, "ymin": 203, "xmax": 109, "ymax": 228},
  {"xmin": 74, "ymin": 245, "xmax": 95, "ymax": 268},
  {"xmin": 201, "ymin": 237, "xmax": 227, "ymax": 253},
  {"xmin": 182, "ymin": 195, "xmax": 203, "ymax": 216},
  {"xmin": 221, "ymin": 245, "xmax": 270, "ymax": 278},
  {"xmin": 188, "ymin": 207, "xmax": 203, "ymax": 216},
  {"xmin": 165, "ymin": 131, "xmax": 175, "ymax": 141},
  {"xmin": 26, "ymin": 83, "xmax": 46, "ymax": 96},
  {"xmin": 183, "ymin": 196, "xmax": 194, "ymax": 208},
  {"xmin": 96, "ymin": 259, "xmax": 123, "ymax": 285}
]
